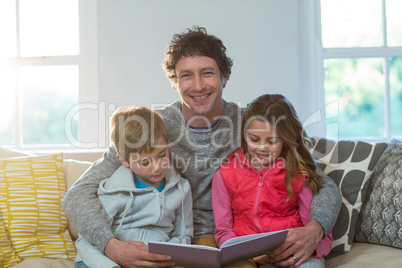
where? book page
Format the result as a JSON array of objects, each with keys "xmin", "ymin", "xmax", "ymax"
[
  {"xmin": 148, "ymin": 241, "xmax": 220, "ymax": 268},
  {"xmin": 220, "ymin": 229, "xmax": 288, "ymax": 267},
  {"xmin": 221, "ymin": 229, "xmax": 288, "ymax": 247},
  {"xmin": 149, "ymin": 229, "xmax": 288, "ymax": 268}
]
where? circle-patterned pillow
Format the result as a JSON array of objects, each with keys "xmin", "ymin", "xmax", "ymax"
[
  {"xmin": 354, "ymin": 139, "xmax": 402, "ymax": 249},
  {"xmin": 311, "ymin": 138, "xmax": 388, "ymax": 257}
]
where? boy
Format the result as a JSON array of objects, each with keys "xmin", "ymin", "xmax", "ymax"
[{"xmin": 74, "ymin": 106, "xmax": 193, "ymax": 268}]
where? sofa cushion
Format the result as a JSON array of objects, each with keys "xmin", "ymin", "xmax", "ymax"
[
  {"xmin": 0, "ymin": 147, "xmax": 94, "ymax": 242},
  {"xmin": 0, "ymin": 153, "xmax": 76, "ymax": 260},
  {"xmin": 63, "ymin": 159, "xmax": 93, "ymax": 241},
  {"xmin": 311, "ymin": 138, "xmax": 387, "ymax": 257},
  {"xmin": 0, "ymin": 213, "xmax": 22, "ymax": 267},
  {"xmin": 63, "ymin": 159, "xmax": 92, "ymax": 191},
  {"xmin": 325, "ymin": 242, "xmax": 402, "ymax": 268},
  {"xmin": 354, "ymin": 139, "xmax": 402, "ymax": 249},
  {"xmin": 10, "ymin": 257, "xmax": 74, "ymax": 268}
]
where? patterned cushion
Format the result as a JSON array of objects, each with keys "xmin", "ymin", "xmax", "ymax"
[
  {"xmin": 0, "ymin": 154, "xmax": 76, "ymax": 260},
  {"xmin": 311, "ymin": 138, "xmax": 388, "ymax": 258},
  {"xmin": 0, "ymin": 214, "xmax": 21, "ymax": 267},
  {"xmin": 354, "ymin": 139, "xmax": 402, "ymax": 248}
]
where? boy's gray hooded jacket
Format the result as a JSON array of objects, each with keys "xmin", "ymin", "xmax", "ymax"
[{"xmin": 75, "ymin": 165, "xmax": 193, "ymax": 268}]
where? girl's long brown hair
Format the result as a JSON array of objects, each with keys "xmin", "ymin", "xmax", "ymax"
[{"xmin": 241, "ymin": 94, "xmax": 322, "ymax": 199}]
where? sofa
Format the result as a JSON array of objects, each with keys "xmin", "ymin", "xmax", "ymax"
[{"xmin": 0, "ymin": 137, "xmax": 401, "ymax": 268}]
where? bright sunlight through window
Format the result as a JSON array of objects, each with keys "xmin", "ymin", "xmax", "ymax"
[
  {"xmin": 320, "ymin": 0, "xmax": 402, "ymax": 140},
  {"xmin": 0, "ymin": 0, "xmax": 80, "ymax": 148}
]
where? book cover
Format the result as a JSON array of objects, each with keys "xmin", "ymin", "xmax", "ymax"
[{"xmin": 148, "ymin": 229, "xmax": 288, "ymax": 268}]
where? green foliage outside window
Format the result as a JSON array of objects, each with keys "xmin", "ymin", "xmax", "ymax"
[{"xmin": 324, "ymin": 57, "xmax": 402, "ymax": 139}]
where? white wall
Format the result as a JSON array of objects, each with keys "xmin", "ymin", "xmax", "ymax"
[{"xmin": 96, "ymin": 0, "xmax": 301, "ymax": 111}]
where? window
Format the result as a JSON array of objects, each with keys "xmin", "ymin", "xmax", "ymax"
[
  {"xmin": 0, "ymin": 0, "xmax": 98, "ymax": 150},
  {"xmin": 300, "ymin": 0, "xmax": 402, "ymax": 141}
]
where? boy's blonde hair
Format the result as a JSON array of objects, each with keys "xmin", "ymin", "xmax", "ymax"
[{"xmin": 110, "ymin": 106, "xmax": 167, "ymax": 162}]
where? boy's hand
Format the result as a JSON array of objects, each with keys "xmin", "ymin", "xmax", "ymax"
[
  {"xmin": 105, "ymin": 238, "xmax": 175, "ymax": 267},
  {"xmin": 252, "ymin": 252, "xmax": 271, "ymax": 265}
]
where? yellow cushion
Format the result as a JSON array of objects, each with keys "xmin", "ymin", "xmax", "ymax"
[
  {"xmin": 0, "ymin": 213, "xmax": 21, "ymax": 267},
  {"xmin": 0, "ymin": 154, "xmax": 76, "ymax": 260}
]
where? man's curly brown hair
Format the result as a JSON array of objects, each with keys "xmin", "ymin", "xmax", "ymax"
[{"xmin": 162, "ymin": 26, "xmax": 233, "ymax": 88}]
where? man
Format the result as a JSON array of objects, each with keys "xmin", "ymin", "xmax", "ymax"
[{"xmin": 62, "ymin": 26, "xmax": 341, "ymax": 268}]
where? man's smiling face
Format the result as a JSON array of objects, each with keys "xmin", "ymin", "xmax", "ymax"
[{"xmin": 175, "ymin": 55, "xmax": 227, "ymax": 126}]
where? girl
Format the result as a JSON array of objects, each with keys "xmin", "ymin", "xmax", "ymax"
[{"xmin": 212, "ymin": 94, "xmax": 332, "ymax": 268}]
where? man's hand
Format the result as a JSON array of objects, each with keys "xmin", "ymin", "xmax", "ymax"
[
  {"xmin": 105, "ymin": 238, "xmax": 176, "ymax": 267},
  {"xmin": 270, "ymin": 220, "xmax": 324, "ymax": 268}
]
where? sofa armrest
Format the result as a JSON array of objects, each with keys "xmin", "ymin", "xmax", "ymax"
[{"xmin": 63, "ymin": 159, "xmax": 93, "ymax": 190}]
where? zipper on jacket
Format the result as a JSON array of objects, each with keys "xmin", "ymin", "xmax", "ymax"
[
  {"xmin": 159, "ymin": 192, "xmax": 166, "ymax": 209},
  {"xmin": 156, "ymin": 191, "xmax": 165, "ymax": 224},
  {"xmin": 254, "ymin": 174, "xmax": 264, "ymax": 233}
]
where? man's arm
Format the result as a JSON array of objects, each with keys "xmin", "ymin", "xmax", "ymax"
[
  {"xmin": 62, "ymin": 144, "xmax": 121, "ymax": 252},
  {"xmin": 75, "ymin": 234, "xmax": 120, "ymax": 268},
  {"xmin": 310, "ymin": 172, "xmax": 342, "ymax": 234},
  {"xmin": 298, "ymin": 182, "xmax": 333, "ymax": 258}
]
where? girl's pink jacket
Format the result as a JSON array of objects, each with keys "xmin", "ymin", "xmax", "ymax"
[{"xmin": 212, "ymin": 149, "xmax": 333, "ymax": 258}]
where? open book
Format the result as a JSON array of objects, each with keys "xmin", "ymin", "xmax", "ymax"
[{"xmin": 148, "ymin": 229, "xmax": 288, "ymax": 268}]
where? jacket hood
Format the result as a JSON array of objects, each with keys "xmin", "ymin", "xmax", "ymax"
[
  {"xmin": 96, "ymin": 164, "xmax": 190, "ymax": 245},
  {"xmin": 98, "ymin": 165, "xmax": 182, "ymax": 195}
]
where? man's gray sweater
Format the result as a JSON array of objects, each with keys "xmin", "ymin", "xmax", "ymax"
[{"xmin": 61, "ymin": 100, "xmax": 341, "ymax": 252}]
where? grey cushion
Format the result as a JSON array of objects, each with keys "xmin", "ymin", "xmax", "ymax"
[
  {"xmin": 311, "ymin": 138, "xmax": 388, "ymax": 258},
  {"xmin": 354, "ymin": 139, "xmax": 402, "ymax": 249}
]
